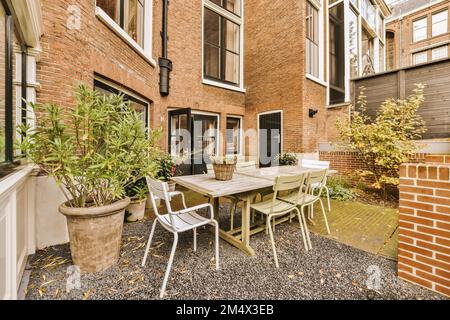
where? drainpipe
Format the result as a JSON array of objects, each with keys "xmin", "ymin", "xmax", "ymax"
[{"xmin": 159, "ymin": 0, "xmax": 172, "ymax": 96}]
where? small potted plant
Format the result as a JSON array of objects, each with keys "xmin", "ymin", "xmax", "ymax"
[
  {"xmin": 125, "ymin": 178, "xmax": 149, "ymax": 222},
  {"xmin": 156, "ymin": 153, "xmax": 178, "ymax": 191},
  {"xmin": 277, "ymin": 153, "xmax": 299, "ymax": 166},
  {"xmin": 210, "ymin": 155, "xmax": 237, "ymax": 181}
]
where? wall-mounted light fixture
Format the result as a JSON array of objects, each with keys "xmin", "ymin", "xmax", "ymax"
[{"xmin": 309, "ymin": 109, "xmax": 318, "ymax": 118}]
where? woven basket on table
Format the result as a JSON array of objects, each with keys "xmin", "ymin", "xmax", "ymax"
[{"xmin": 212, "ymin": 163, "xmax": 235, "ymax": 181}]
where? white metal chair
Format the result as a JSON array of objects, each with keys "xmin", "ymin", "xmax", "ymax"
[
  {"xmin": 301, "ymin": 159, "xmax": 332, "ymax": 214},
  {"xmin": 250, "ymin": 174, "xmax": 310, "ymax": 268},
  {"xmin": 142, "ymin": 178, "xmax": 220, "ymax": 298},
  {"xmin": 279, "ymin": 169, "xmax": 331, "ymax": 244}
]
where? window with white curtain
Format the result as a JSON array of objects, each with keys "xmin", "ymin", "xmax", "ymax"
[
  {"xmin": 306, "ymin": 1, "xmax": 319, "ymax": 78},
  {"xmin": 432, "ymin": 10, "xmax": 448, "ymax": 37},
  {"xmin": 413, "ymin": 51, "xmax": 428, "ymax": 65},
  {"xmin": 413, "ymin": 18, "xmax": 427, "ymax": 42},
  {"xmin": 432, "ymin": 46, "xmax": 448, "ymax": 60},
  {"xmin": 203, "ymin": 0, "xmax": 242, "ymax": 86}
]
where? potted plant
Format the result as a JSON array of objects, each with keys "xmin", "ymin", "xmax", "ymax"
[
  {"xmin": 156, "ymin": 153, "xmax": 178, "ymax": 191},
  {"xmin": 210, "ymin": 156, "xmax": 237, "ymax": 181},
  {"xmin": 19, "ymin": 85, "xmax": 158, "ymax": 273},
  {"xmin": 125, "ymin": 178, "xmax": 149, "ymax": 222},
  {"xmin": 277, "ymin": 153, "xmax": 299, "ymax": 166}
]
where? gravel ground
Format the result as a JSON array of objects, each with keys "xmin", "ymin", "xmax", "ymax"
[{"xmin": 25, "ymin": 205, "xmax": 445, "ymax": 300}]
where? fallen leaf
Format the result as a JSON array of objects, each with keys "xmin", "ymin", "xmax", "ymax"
[{"xmin": 288, "ymin": 275, "xmax": 295, "ymax": 279}]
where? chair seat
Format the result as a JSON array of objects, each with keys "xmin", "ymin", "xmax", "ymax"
[
  {"xmin": 278, "ymin": 193, "xmax": 318, "ymax": 206},
  {"xmin": 250, "ymin": 198, "xmax": 297, "ymax": 215},
  {"xmin": 159, "ymin": 211, "xmax": 211, "ymax": 232}
]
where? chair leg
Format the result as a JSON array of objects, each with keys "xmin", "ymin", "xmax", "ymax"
[
  {"xmin": 301, "ymin": 206, "xmax": 313, "ymax": 250},
  {"xmin": 267, "ymin": 216, "xmax": 279, "ymax": 269},
  {"xmin": 295, "ymin": 208, "xmax": 308, "ymax": 252},
  {"xmin": 142, "ymin": 219, "xmax": 158, "ymax": 267},
  {"xmin": 211, "ymin": 220, "xmax": 220, "ymax": 270},
  {"xmin": 160, "ymin": 233, "xmax": 178, "ymax": 299},
  {"xmin": 319, "ymin": 199, "xmax": 331, "ymax": 235},
  {"xmin": 193, "ymin": 228, "xmax": 197, "ymax": 252}
]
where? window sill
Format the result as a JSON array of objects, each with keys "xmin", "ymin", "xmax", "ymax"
[
  {"xmin": 326, "ymin": 101, "xmax": 351, "ymax": 109},
  {"xmin": 202, "ymin": 79, "xmax": 246, "ymax": 93},
  {"xmin": 306, "ymin": 74, "xmax": 327, "ymax": 87},
  {"xmin": 95, "ymin": 7, "xmax": 156, "ymax": 68}
]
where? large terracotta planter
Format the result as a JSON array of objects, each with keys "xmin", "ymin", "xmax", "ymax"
[{"xmin": 59, "ymin": 198, "xmax": 131, "ymax": 273}]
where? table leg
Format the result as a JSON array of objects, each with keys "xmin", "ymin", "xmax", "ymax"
[{"xmin": 212, "ymin": 197, "xmax": 220, "ymax": 221}]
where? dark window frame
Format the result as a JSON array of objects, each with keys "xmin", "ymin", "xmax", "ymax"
[
  {"xmin": 1, "ymin": 0, "xmax": 28, "ymax": 178},
  {"xmin": 203, "ymin": 7, "xmax": 241, "ymax": 86},
  {"xmin": 93, "ymin": 79, "xmax": 150, "ymax": 128}
]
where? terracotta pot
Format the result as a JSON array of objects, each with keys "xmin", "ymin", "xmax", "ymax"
[
  {"xmin": 59, "ymin": 198, "xmax": 130, "ymax": 273},
  {"xmin": 168, "ymin": 181, "xmax": 176, "ymax": 192},
  {"xmin": 126, "ymin": 198, "xmax": 147, "ymax": 222}
]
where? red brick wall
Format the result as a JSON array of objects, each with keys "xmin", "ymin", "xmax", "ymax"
[
  {"xmin": 319, "ymin": 151, "xmax": 428, "ymax": 184},
  {"xmin": 37, "ymin": 0, "xmax": 246, "ymax": 154},
  {"xmin": 398, "ymin": 155, "xmax": 450, "ymax": 297}
]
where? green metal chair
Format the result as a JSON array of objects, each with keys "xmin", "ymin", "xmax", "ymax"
[{"xmin": 250, "ymin": 173, "xmax": 309, "ymax": 268}]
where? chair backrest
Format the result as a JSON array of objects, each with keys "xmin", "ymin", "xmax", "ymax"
[
  {"xmin": 146, "ymin": 178, "xmax": 176, "ymax": 224},
  {"xmin": 235, "ymin": 161, "xmax": 257, "ymax": 173},
  {"xmin": 302, "ymin": 159, "xmax": 330, "ymax": 169},
  {"xmin": 270, "ymin": 173, "xmax": 308, "ymax": 214},
  {"xmin": 304, "ymin": 169, "xmax": 328, "ymax": 197}
]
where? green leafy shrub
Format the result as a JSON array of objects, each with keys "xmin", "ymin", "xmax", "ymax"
[
  {"xmin": 277, "ymin": 153, "xmax": 298, "ymax": 166},
  {"xmin": 336, "ymin": 84, "xmax": 426, "ymax": 190},
  {"xmin": 325, "ymin": 177, "xmax": 357, "ymax": 201},
  {"xmin": 19, "ymin": 84, "xmax": 159, "ymax": 208}
]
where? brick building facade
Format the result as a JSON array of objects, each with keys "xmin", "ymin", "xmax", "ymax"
[
  {"xmin": 386, "ymin": 0, "xmax": 450, "ymax": 70},
  {"xmin": 34, "ymin": 0, "xmax": 390, "ymax": 171}
]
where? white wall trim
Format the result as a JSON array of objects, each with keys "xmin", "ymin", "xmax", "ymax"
[
  {"xmin": 10, "ymin": 0, "xmax": 43, "ymax": 48},
  {"xmin": 95, "ymin": 4, "xmax": 156, "ymax": 67}
]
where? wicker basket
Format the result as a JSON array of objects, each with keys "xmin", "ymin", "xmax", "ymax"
[{"xmin": 213, "ymin": 163, "xmax": 235, "ymax": 181}]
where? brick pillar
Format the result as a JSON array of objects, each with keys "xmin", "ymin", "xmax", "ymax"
[{"xmin": 398, "ymin": 158, "xmax": 450, "ymax": 297}]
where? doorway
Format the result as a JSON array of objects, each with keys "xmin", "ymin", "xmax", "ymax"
[
  {"xmin": 168, "ymin": 109, "xmax": 219, "ymax": 175},
  {"xmin": 258, "ymin": 111, "xmax": 282, "ymax": 168}
]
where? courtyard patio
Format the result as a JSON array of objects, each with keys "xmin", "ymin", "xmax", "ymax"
[{"xmin": 22, "ymin": 194, "xmax": 444, "ymax": 300}]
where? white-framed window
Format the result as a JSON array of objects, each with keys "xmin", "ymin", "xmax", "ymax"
[
  {"xmin": 226, "ymin": 116, "xmax": 243, "ymax": 155},
  {"xmin": 96, "ymin": 0, "xmax": 154, "ymax": 66},
  {"xmin": 413, "ymin": 17, "xmax": 427, "ymax": 42},
  {"xmin": 306, "ymin": 1, "xmax": 319, "ymax": 78},
  {"xmin": 203, "ymin": 0, "xmax": 244, "ymax": 91},
  {"xmin": 432, "ymin": 10, "xmax": 448, "ymax": 37},
  {"xmin": 432, "ymin": 45, "xmax": 448, "ymax": 60},
  {"xmin": 413, "ymin": 51, "xmax": 428, "ymax": 65}
]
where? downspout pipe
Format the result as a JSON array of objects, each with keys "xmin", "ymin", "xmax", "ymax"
[{"xmin": 159, "ymin": 0, "xmax": 172, "ymax": 96}]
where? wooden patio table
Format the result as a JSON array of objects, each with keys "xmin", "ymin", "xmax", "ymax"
[{"xmin": 172, "ymin": 166, "xmax": 337, "ymax": 256}]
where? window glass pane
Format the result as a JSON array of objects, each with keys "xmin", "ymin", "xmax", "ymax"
[
  {"xmin": 432, "ymin": 10, "xmax": 448, "ymax": 37},
  {"xmin": 349, "ymin": 9, "xmax": 359, "ymax": 78},
  {"xmin": 413, "ymin": 51, "xmax": 427, "ymax": 65},
  {"xmin": 97, "ymin": 0, "xmax": 121, "ymax": 24},
  {"xmin": 210, "ymin": 0, "xmax": 241, "ymax": 16},
  {"xmin": 204, "ymin": 8, "xmax": 221, "ymax": 45},
  {"xmin": 225, "ymin": 19, "xmax": 239, "ymax": 53},
  {"xmin": 378, "ymin": 14, "xmax": 384, "ymax": 41},
  {"xmin": 432, "ymin": 46, "xmax": 448, "ymax": 60},
  {"xmin": 362, "ymin": 29, "xmax": 375, "ymax": 74},
  {"xmin": 226, "ymin": 117, "xmax": 241, "ymax": 155},
  {"xmin": 224, "ymin": 51, "xmax": 239, "ymax": 83},
  {"xmin": 0, "ymin": 5, "xmax": 5, "ymax": 162},
  {"xmin": 306, "ymin": 1, "xmax": 319, "ymax": 78},
  {"xmin": 329, "ymin": 2, "xmax": 345, "ymax": 104},
  {"xmin": 124, "ymin": 0, "xmax": 145, "ymax": 47},
  {"xmin": 413, "ymin": 18, "xmax": 427, "ymax": 42},
  {"xmin": 204, "ymin": 43, "xmax": 221, "ymax": 79}
]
